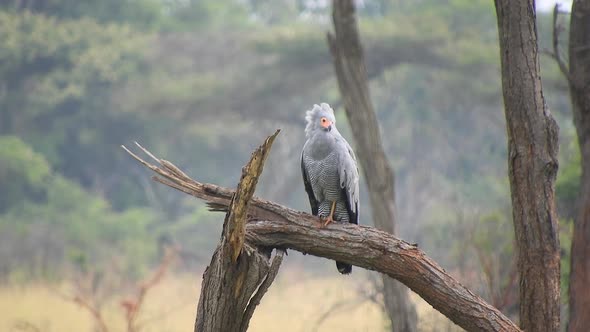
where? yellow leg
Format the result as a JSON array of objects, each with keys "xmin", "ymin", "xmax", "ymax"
[{"xmin": 323, "ymin": 201, "xmax": 337, "ymax": 227}]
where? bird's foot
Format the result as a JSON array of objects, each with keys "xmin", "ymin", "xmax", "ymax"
[{"xmin": 319, "ymin": 215, "xmax": 334, "ymax": 228}]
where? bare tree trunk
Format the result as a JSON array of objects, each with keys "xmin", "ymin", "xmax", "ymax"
[
  {"xmin": 123, "ymin": 141, "xmax": 521, "ymax": 332},
  {"xmin": 190, "ymin": 131, "xmax": 284, "ymax": 332},
  {"xmin": 568, "ymin": 1, "xmax": 590, "ymax": 331},
  {"xmin": 493, "ymin": 1, "xmax": 561, "ymax": 331},
  {"xmin": 327, "ymin": 1, "xmax": 417, "ymax": 331}
]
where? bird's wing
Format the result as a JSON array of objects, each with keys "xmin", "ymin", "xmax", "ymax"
[
  {"xmin": 301, "ymin": 151, "xmax": 319, "ymax": 216},
  {"xmin": 338, "ymin": 140, "xmax": 360, "ymax": 224}
]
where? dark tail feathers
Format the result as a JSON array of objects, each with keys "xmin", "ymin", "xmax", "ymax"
[{"xmin": 336, "ymin": 261, "xmax": 352, "ymax": 274}]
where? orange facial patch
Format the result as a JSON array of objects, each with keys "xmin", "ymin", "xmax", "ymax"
[{"xmin": 320, "ymin": 117, "xmax": 332, "ymax": 128}]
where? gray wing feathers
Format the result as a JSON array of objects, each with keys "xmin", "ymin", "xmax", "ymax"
[
  {"xmin": 338, "ymin": 140, "xmax": 359, "ymax": 214},
  {"xmin": 301, "ymin": 150, "xmax": 319, "ymax": 216}
]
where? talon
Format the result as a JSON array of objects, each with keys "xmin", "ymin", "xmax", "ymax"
[
  {"xmin": 317, "ymin": 216, "xmax": 330, "ymax": 228},
  {"xmin": 326, "ymin": 201, "xmax": 337, "ymax": 227},
  {"xmin": 318, "ymin": 201, "xmax": 337, "ymax": 228}
]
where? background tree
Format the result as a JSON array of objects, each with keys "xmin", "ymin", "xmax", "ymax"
[
  {"xmin": 494, "ymin": 1, "xmax": 561, "ymax": 331},
  {"xmin": 327, "ymin": 1, "xmax": 417, "ymax": 331},
  {"xmin": 564, "ymin": 1, "xmax": 590, "ymax": 331}
]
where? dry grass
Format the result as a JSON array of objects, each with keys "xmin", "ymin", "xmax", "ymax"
[{"xmin": 0, "ymin": 268, "xmax": 462, "ymax": 332}]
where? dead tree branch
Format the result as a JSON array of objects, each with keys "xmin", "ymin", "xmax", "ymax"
[
  {"xmin": 54, "ymin": 247, "xmax": 178, "ymax": 332},
  {"xmin": 123, "ymin": 246, "xmax": 178, "ymax": 332},
  {"xmin": 541, "ymin": 4, "xmax": 573, "ymax": 85},
  {"xmin": 186, "ymin": 130, "xmax": 285, "ymax": 332},
  {"xmin": 52, "ymin": 290, "xmax": 109, "ymax": 332},
  {"xmin": 312, "ymin": 296, "xmax": 368, "ymax": 332},
  {"xmin": 73, "ymin": 295, "xmax": 109, "ymax": 332},
  {"xmin": 245, "ymin": 219, "xmax": 519, "ymax": 331},
  {"xmin": 122, "ymin": 133, "xmax": 520, "ymax": 332},
  {"xmin": 312, "ymin": 277, "xmax": 380, "ymax": 332}
]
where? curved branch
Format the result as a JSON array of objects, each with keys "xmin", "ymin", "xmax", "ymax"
[
  {"xmin": 122, "ymin": 140, "xmax": 520, "ymax": 332},
  {"xmin": 245, "ymin": 219, "xmax": 518, "ymax": 332}
]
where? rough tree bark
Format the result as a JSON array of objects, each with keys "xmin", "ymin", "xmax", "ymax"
[
  {"xmin": 124, "ymin": 132, "xmax": 284, "ymax": 332},
  {"xmin": 123, "ymin": 139, "xmax": 522, "ymax": 332},
  {"xmin": 195, "ymin": 130, "xmax": 284, "ymax": 332},
  {"xmin": 494, "ymin": 1, "xmax": 561, "ymax": 331},
  {"xmin": 327, "ymin": 1, "xmax": 418, "ymax": 331},
  {"xmin": 567, "ymin": 1, "xmax": 590, "ymax": 331}
]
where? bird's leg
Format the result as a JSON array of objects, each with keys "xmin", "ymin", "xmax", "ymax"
[{"xmin": 323, "ymin": 201, "xmax": 337, "ymax": 227}]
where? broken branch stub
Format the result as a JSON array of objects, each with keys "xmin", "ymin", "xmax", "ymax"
[
  {"xmin": 194, "ymin": 129, "xmax": 281, "ymax": 332},
  {"xmin": 225, "ymin": 130, "xmax": 280, "ymax": 263}
]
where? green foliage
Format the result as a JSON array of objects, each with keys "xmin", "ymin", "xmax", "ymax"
[
  {"xmin": 252, "ymin": 24, "xmax": 327, "ymax": 63},
  {"xmin": 0, "ymin": 0, "xmax": 164, "ymax": 30},
  {"xmin": 556, "ymin": 129, "xmax": 581, "ymax": 219},
  {"xmin": 557, "ymin": 158, "xmax": 581, "ymax": 205},
  {"xmin": 0, "ymin": 136, "xmax": 51, "ymax": 212},
  {"xmin": 162, "ymin": 0, "xmax": 251, "ymax": 31},
  {"xmin": 471, "ymin": 212, "xmax": 514, "ymax": 271},
  {"xmin": 163, "ymin": 203, "xmax": 223, "ymax": 254},
  {"xmin": 420, "ymin": 207, "xmax": 517, "ymax": 310},
  {"xmin": 0, "ymin": 11, "xmax": 148, "ymax": 121},
  {"xmin": 0, "ymin": 168, "xmax": 159, "ymax": 280},
  {"xmin": 0, "ymin": 11, "xmax": 153, "ymax": 207},
  {"xmin": 560, "ymin": 219, "xmax": 574, "ymax": 306}
]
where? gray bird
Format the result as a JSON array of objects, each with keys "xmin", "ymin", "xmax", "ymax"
[{"xmin": 301, "ymin": 103, "xmax": 360, "ymax": 274}]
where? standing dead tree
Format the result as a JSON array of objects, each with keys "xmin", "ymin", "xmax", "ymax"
[
  {"xmin": 126, "ymin": 131, "xmax": 284, "ymax": 332},
  {"xmin": 123, "ymin": 133, "xmax": 520, "ymax": 332},
  {"xmin": 326, "ymin": 1, "xmax": 417, "ymax": 331},
  {"xmin": 494, "ymin": 1, "xmax": 561, "ymax": 331},
  {"xmin": 193, "ymin": 130, "xmax": 284, "ymax": 332}
]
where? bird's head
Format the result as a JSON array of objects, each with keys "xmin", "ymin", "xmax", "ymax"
[{"xmin": 305, "ymin": 103, "xmax": 337, "ymax": 138}]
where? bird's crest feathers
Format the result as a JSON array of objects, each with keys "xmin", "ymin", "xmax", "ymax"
[{"xmin": 305, "ymin": 103, "xmax": 335, "ymax": 138}]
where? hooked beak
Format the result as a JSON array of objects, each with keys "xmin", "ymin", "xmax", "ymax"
[{"xmin": 321, "ymin": 120, "xmax": 333, "ymax": 132}]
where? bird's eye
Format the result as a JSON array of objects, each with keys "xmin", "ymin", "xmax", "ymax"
[{"xmin": 321, "ymin": 118, "xmax": 327, "ymax": 123}]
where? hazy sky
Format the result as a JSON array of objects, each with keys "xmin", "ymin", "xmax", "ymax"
[{"xmin": 537, "ymin": 0, "xmax": 573, "ymax": 11}]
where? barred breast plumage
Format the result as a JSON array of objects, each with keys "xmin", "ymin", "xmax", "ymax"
[{"xmin": 302, "ymin": 151, "xmax": 350, "ymax": 223}]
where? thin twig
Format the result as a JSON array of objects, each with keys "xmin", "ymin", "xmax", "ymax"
[
  {"xmin": 365, "ymin": 271, "xmax": 385, "ymax": 311},
  {"xmin": 122, "ymin": 246, "xmax": 178, "ymax": 332},
  {"xmin": 72, "ymin": 295, "xmax": 109, "ymax": 332},
  {"xmin": 497, "ymin": 260, "xmax": 518, "ymax": 310},
  {"xmin": 312, "ymin": 296, "xmax": 369, "ymax": 332},
  {"xmin": 50, "ymin": 286, "xmax": 109, "ymax": 332},
  {"xmin": 311, "ymin": 272, "xmax": 381, "ymax": 332},
  {"xmin": 134, "ymin": 141, "xmax": 161, "ymax": 164},
  {"xmin": 11, "ymin": 320, "xmax": 42, "ymax": 332},
  {"xmin": 542, "ymin": 4, "xmax": 573, "ymax": 85},
  {"xmin": 135, "ymin": 298, "xmax": 195, "ymax": 330}
]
